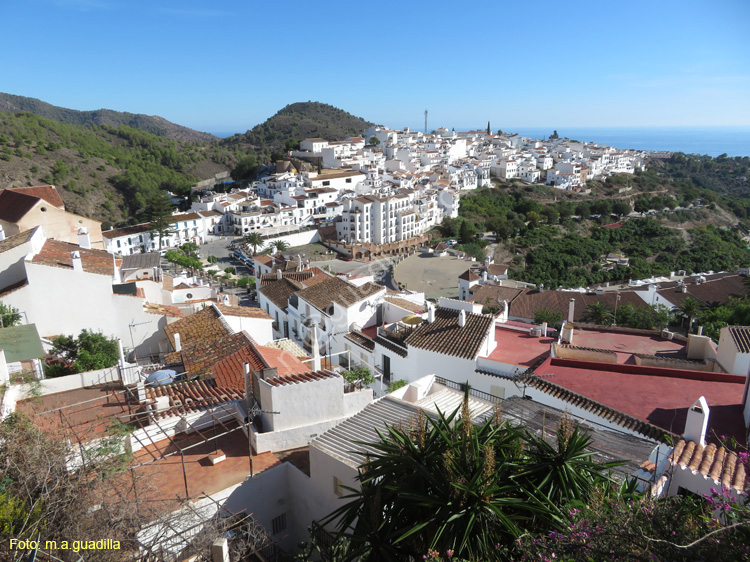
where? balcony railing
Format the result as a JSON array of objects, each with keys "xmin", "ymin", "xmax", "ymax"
[{"xmin": 377, "ymin": 323, "xmax": 415, "ymax": 348}]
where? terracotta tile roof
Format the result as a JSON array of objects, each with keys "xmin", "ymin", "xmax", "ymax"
[
  {"xmin": 164, "ymin": 305, "xmax": 229, "ymax": 348},
  {"xmin": 32, "ymin": 239, "xmax": 115, "ymax": 275},
  {"xmin": 668, "ymin": 439, "xmax": 747, "ymax": 493},
  {"xmin": 264, "ymin": 370, "xmax": 339, "ymax": 387},
  {"xmin": 296, "ymin": 278, "xmax": 384, "ymax": 311},
  {"xmin": 144, "ymin": 303, "xmax": 185, "ymax": 318},
  {"xmin": 657, "ymin": 275, "xmax": 748, "ymax": 308},
  {"xmin": 469, "ymin": 284, "xmax": 523, "ymax": 306},
  {"xmin": 146, "ymin": 379, "xmax": 243, "ymax": 418},
  {"xmin": 509, "ymin": 290, "xmax": 646, "ymax": 323},
  {"xmin": 0, "ymin": 190, "xmax": 41, "ymax": 223},
  {"xmin": 404, "ymin": 308, "xmax": 494, "ymax": 360},
  {"xmin": 374, "ymin": 334, "xmax": 409, "ymax": 357},
  {"xmin": 433, "ymin": 242, "xmax": 449, "ymax": 251},
  {"xmin": 727, "ymin": 325, "xmax": 750, "ymax": 354},
  {"xmin": 254, "ymin": 255, "xmax": 274, "ymax": 266},
  {"xmin": 258, "ymin": 278, "xmax": 302, "ymax": 311},
  {"xmin": 345, "ymin": 331, "xmax": 376, "ymax": 351},
  {"xmin": 0, "ymin": 227, "xmax": 38, "ymax": 254},
  {"xmin": 212, "ymin": 340, "xmax": 314, "ymax": 390},
  {"xmin": 175, "ymin": 331, "xmax": 253, "ymax": 378},
  {"xmin": 458, "ymin": 269, "xmax": 480, "ymax": 281},
  {"xmin": 214, "ymin": 303, "xmax": 271, "ymax": 320},
  {"xmin": 255, "ymin": 346, "xmax": 310, "ymax": 376},
  {"xmin": 259, "ymin": 268, "xmax": 324, "ymax": 286},
  {"xmin": 384, "ymin": 297, "xmax": 426, "ymax": 313},
  {"xmin": 5, "ymin": 185, "xmax": 65, "ymax": 208},
  {"xmin": 102, "ymin": 223, "xmax": 152, "ymax": 239},
  {"xmin": 212, "ymin": 345, "xmax": 265, "ymax": 390},
  {"xmin": 485, "ymin": 264, "xmax": 508, "ymax": 276}
]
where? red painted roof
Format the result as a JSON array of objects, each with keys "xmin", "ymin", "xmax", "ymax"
[{"xmin": 533, "ymin": 357, "xmax": 747, "ymax": 445}]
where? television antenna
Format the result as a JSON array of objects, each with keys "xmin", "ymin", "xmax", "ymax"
[{"xmin": 424, "ymin": 109, "xmax": 428, "ymax": 134}]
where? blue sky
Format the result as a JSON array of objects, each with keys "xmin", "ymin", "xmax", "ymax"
[{"xmin": 2, "ymin": 0, "xmax": 748, "ymax": 135}]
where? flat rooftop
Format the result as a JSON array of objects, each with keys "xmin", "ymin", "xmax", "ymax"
[
  {"xmin": 533, "ymin": 357, "xmax": 747, "ymax": 444},
  {"xmin": 16, "ymin": 385, "xmax": 135, "ymax": 440},
  {"xmin": 131, "ymin": 421, "xmax": 281, "ymax": 504},
  {"xmin": 485, "ymin": 326, "xmax": 687, "ymax": 368}
]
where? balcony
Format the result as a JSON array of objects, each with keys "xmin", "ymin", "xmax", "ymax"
[{"xmin": 377, "ymin": 323, "xmax": 416, "ymax": 349}]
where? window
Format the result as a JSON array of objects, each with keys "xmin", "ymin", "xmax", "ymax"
[{"xmin": 271, "ymin": 513, "xmax": 287, "ymax": 535}]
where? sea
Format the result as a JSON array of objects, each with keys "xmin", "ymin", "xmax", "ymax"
[
  {"xmin": 210, "ymin": 127, "xmax": 750, "ymax": 158},
  {"xmin": 487, "ymin": 127, "xmax": 750, "ymax": 158}
]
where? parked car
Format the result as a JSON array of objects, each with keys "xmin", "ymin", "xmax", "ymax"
[{"xmin": 448, "ymin": 239, "xmax": 458, "ymax": 245}]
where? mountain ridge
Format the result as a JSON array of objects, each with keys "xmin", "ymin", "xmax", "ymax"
[
  {"xmin": 0, "ymin": 92, "xmax": 218, "ymax": 143},
  {"xmin": 223, "ymin": 101, "xmax": 376, "ymax": 156}
]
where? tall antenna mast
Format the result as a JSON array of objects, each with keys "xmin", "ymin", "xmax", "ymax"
[{"xmin": 424, "ymin": 109, "xmax": 428, "ymax": 134}]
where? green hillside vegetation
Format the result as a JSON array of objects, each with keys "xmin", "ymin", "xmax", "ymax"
[
  {"xmin": 0, "ymin": 111, "xmax": 237, "ymax": 225},
  {"xmin": 451, "ymin": 183, "xmax": 749, "ymax": 288},
  {"xmin": 224, "ymin": 101, "xmax": 375, "ymax": 162},
  {"xmin": 0, "ymin": 92, "xmax": 217, "ymax": 143}
]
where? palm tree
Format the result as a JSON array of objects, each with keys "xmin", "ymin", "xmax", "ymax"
[
  {"xmin": 678, "ymin": 296, "xmax": 703, "ymax": 334},
  {"xmin": 244, "ymin": 232, "xmax": 264, "ymax": 255},
  {"xmin": 271, "ymin": 240, "xmax": 290, "ymax": 254},
  {"xmin": 581, "ymin": 302, "xmax": 614, "ymax": 326}
]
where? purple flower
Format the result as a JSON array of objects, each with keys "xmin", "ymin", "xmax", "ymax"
[{"xmin": 446, "ymin": 550, "xmax": 454, "ymax": 558}]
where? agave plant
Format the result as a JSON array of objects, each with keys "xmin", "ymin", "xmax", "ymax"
[{"xmin": 321, "ymin": 391, "xmax": 615, "ymax": 561}]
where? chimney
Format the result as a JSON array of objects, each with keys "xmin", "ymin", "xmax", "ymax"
[
  {"xmin": 458, "ymin": 309, "xmax": 466, "ymax": 328},
  {"xmin": 71, "ymin": 251, "xmax": 83, "ymax": 272},
  {"xmin": 697, "ymin": 326, "xmax": 703, "ymax": 336},
  {"xmin": 117, "ymin": 338, "xmax": 126, "ymax": 369},
  {"xmin": 311, "ymin": 326, "xmax": 321, "ymax": 371},
  {"xmin": 541, "ymin": 322, "xmax": 548, "ymax": 337},
  {"xmin": 77, "ymin": 226, "xmax": 91, "ymax": 249},
  {"xmin": 568, "ymin": 298, "xmax": 576, "ymax": 323},
  {"xmin": 276, "ymin": 269, "xmax": 282, "ymax": 280},
  {"xmin": 684, "ymin": 396, "xmax": 710, "ymax": 447},
  {"xmin": 681, "ymin": 285, "xmax": 688, "ymax": 293},
  {"xmin": 174, "ymin": 333, "xmax": 182, "ymax": 352},
  {"xmin": 0, "ymin": 225, "xmax": 5, "ymax": 242},
  {"xmin": 243, "ymin": 363, "xmax": 253, "ymax": 411},
  {"xmin": 482, "ymin": 270, "xmax": 488, "ymax": 283},
  {"xmin": 297, "ymin": 254, "xmax": 303, "ymax": 270},
  {"xmin": 427, "ymin": 304, "xmax": 435, "ymax": 323}
]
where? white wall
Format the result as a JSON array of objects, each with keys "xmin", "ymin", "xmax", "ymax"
[
  {"xmin": 0, "ymin": 227, "xmax": 44, "ymax": 291},
  {"xmin": 4, "ymin": 261, "xmax": 163, "ymax": 355},
  {"xmin": 222, "ymin": 315, "xmax": 273, "ymax": 345},
  {"xmin": 252, "ymin": 418, "xmax": 343, "ymax": 454},
  {"xmin": 17, "ymin": 365, "xmax": 123, "ymax": 399},
  {"xmin": 716, "ymin": 329, "xmax": 750, "ymax": 376},
  {"xmin": 261, "ymin": 229, "xmax": 319, "ymax": 250}
]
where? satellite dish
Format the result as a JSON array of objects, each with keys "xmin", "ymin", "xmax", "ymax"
[
  {"xmin": 401, "ymin": 314, "xmax": 424, "ymax": 326},
  {"xmin": 146, "ymin": 369, "xmax": 178, "ymax": 386}
]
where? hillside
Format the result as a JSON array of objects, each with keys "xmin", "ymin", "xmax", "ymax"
[
  {"xmin": 0, "ymin": 92, "xmax": 217, "ymax": 143},
  {"xmin": 0, "ymin": 111, "xmax": 237, "ymax": 226},
  {"xmin": 224, "ymin": 101, "xmax": 375, "ymax": 158}
]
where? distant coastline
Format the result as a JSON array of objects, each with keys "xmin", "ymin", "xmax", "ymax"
[
  {"xmin": 209, "ymin": 126, "xmax": 750, "ymax": 158},
  {"xmin": 509, "ymin": 127, "xmax": 750, "ymax": 158}
]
